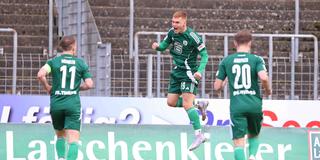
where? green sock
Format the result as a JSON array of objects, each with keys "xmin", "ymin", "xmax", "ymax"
[
  {"xmin": 67, "ymin": 142, "xmax": 78, "ymax": 160},
  {"xmin": 248, "ymin": 137, "xmax": 259, "ymax": 157},
  {"xmin": 175, "ymin": 97, "xmax": 183, "ymax": 107},
  {"xmin": 186, "ymin": 107, "xmax": 201, "ymax": 130},
  {"xmin": 56, "ymin": 138, "xmax": 66, "ymax": 158},
  {"xmin": 234, "ymin": 147, "xmax": 246, "ymax": 160}
]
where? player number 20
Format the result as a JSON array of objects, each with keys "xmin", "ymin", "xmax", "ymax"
[
  {"xmin": 60, "ymin": 65, "xmax": 76, "ymax": 89},
  {"xmin": 232, "ymin": 64, "xmax": 251, "ymax": 89}
]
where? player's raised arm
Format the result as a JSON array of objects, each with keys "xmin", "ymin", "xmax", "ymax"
[
  {"xmin": 152, "ymin": 40, "xmax": 170, "ymax": 51},
  {"xmin": 151, "ymin": 36, "xmax": 170, "ymax": 51}
]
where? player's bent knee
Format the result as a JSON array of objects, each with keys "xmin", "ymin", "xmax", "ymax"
[
  {"xmin": 233, "ymin": 138, "xmax": 246, "ymax": 147},
  {"xmin": 183, "ymin": 105, "xmax": 192, "ymax": 110},
  {"xmin": 167, "ymin": 101, "xmax": 176, "ymax": 107}
]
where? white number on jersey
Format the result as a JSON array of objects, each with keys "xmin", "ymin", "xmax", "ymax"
[
  {"xmin": 60, "ymin": 65, "xmax": 76, "ymax": 89},
  {"xmin": 232, "ymin": 64, "xmax": 251, "ymax": 89}
]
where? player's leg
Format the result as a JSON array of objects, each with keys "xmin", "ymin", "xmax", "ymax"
[
  {"xmin": 247, "ymin": 135, "xmax": 258, "ymax": 160},
  {"xmin": 183, "ymin": 92, "xmax": 206, "ymax": 151},
  {"xmin": 167, "ymin": 79, "xmax": 200, "ymax": 130},
  {"xmin": 182, "ymin": 92, "xmax": 200, "ymax": 132},
  {"xmin": 180, "ymin": 82, "xmax": 207, "ymax": 151},
  {"xmin": 51, "ymin": 110, "xmax": 66, "ymax": 159},
  {"xmin": 167, "ymin": 73, "xmax": 183, "ymax": 107},
  {"xmin": 184, "ymin": 70, "xmax": 209, "ymax": 120},
  {"xmin": 231, "ymin": 113, "xmax": 247, "ymax": 160},
  {"xmin": 55, "ymin": 130, "xmax": 66, "ymax": 160},
  {"xmin": 65, "ymin": 129, "xmax": 80, "ymax": 160},
  {"xmin": 65, "ymin": 108, "xmax": 81, "ymax": 160},
  {"xmin": 233, "ymin": 138, "xmax": 246, "ymax": 160},
  {"xmin": 167, "ymin": 93, "xmax": 181, "ymax": 107},
  {"xmin": 247, "ymin": 112, "xmax": 263, "ymax": 160}
]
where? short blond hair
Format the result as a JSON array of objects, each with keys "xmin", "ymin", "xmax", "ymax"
[{"xmin": 173, "ymin": 11, "xmax": 187, "ymax": 19}]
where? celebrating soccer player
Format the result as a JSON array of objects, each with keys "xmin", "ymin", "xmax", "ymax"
[{"xmin": 151, "ymin": 11, "xmax": 209, "ymax": 151}]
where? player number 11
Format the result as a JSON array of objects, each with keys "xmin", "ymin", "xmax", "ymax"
[{"xmin": 60, "ymin": 65, "xmax": 76, "ymax": 89}]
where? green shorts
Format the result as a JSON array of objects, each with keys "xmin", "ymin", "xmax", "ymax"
[
  {"xmin": 230, "ymin": 112, "xmax": 263, "ymax": 139},
  {"xmin": 168, "ymin": 69, "xmax": 199, "ymax": 95},
  {"xmin": 50, "ymin": 106, "xmax": 81, "ymax": 131}
]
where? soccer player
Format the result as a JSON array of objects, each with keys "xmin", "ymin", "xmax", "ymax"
[
  {"xmin": 37, "ymin": 36, "xmax": 93, "ymax": 160},
  {"xmin": 214, "ymin": 30, "xmax": 272, "ymax": 160},
  {"xmin": 151, "ymin": 11, "xmax": 209, "ymax": 151}
]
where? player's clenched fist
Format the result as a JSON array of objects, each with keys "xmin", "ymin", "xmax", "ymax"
[
  {"xmin": 152, "ymin": 42, "xmax": 159, "ymax": 50},
  {"xmin": 193, "ymin": 72, "xmax": 202, "ymax": 80}
]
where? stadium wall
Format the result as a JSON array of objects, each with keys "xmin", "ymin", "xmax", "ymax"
[
  {"xmin": 0, "ymin": 124, "xmax": 319, "ymax": 160},
  {"xmin": 0, "ymin": 95, "xmax": 319, "ymax": 128},
  {"xmin": 0, "ymin": 95, "xmax": 319, "ymax": 159}
]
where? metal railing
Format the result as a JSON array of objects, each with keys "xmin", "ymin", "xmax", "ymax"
[
  {"xmin": 134, "ymin": 32, "xmax": 319, "ymax": 100},
  {"xmin": 0, "ymin": 28, "xmax": 18, "ymax": 94}
]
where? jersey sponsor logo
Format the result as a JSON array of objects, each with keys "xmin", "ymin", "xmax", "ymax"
[
  {"xmin": 174, "ymin": 42, "xmax": 183, "ymax": 54},
  {"xmin": 55, "ymin": 90, "xmax": 77, "ymax": 95},
  {"xmin": 233, "ymin": 89, "xmax": 256, "ymax": 96},
  {"xmin": 183, "ymin": 40, "xmax": 188, "ymax": 46},
  {"xmin": 190, "ymin": 32, "xmax": 200, "ymax": 44},
  {"xmin": 197, "ymin": 43, "xmax": 205, "ymax": 51}
]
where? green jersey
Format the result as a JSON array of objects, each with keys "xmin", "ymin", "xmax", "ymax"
[
  {"xmin": 46, "ymin": 54, "xmax": 92, "ymax": 109},
  {"xmin": 163, "ymin": 27, "xmax": 206, "ymax": 71},
  {"xmin": 216, "ymin": 52, "xmax": 267, "ymax": 113}
]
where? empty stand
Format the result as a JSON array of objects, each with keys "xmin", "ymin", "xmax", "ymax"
[{"xmin": 89, "ymin": 0, "xmax": 320, "ymax": 99}]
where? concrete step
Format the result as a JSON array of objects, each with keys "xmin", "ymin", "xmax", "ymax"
[
  {"xmin": 89, "ymin": 0, "xmax": 320, "ymax": 10},
  {"xmin": 91, "ymin": 6, "xmax": 129, "ymax": 17},
  {"xmin": 0, "ymin": 46, "xmax": 44, "ymax": 54},
  {"xmin": 94, "ymin": 16, "xmax": 319, "ymax": 34},
  {"xmin": 0, "ymin": 3, "xmax": 49, "ymax": 15},
  {"xmin": 1, "ymin": 0, "xmax": 48, "ymax": 5},
  {"xmin": 1, "ymin": 14, "xmax": 49, "ymax": 25},
  {"xmin": 134, "ymin": 0, "xmax": 295, "ymax": 10},
  {"xmin": 0, "ymin": 35, "xmax": 49, "ymax": 48},
  {"xmin": 98, "ymin": 27, "xmax": 129, "ymax": 39},
  {"xmin": 88, "ymin": 0, "xmax": 129, "ymax": 7},
  {"xmin": 0, "ymin": 24, "xmax": 51, "ymax": 36}
]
